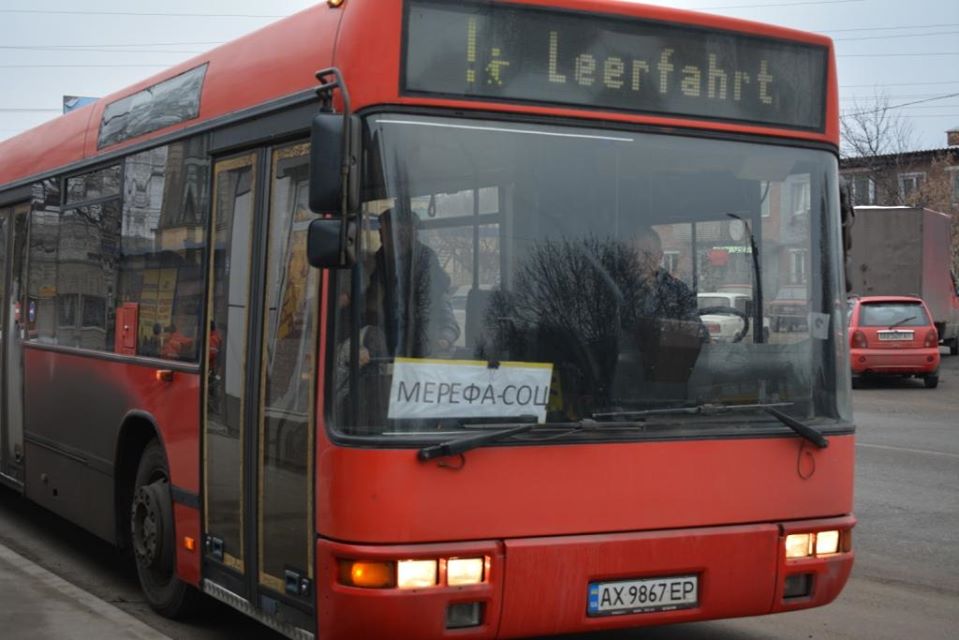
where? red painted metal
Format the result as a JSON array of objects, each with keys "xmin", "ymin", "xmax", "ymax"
[
  {"xmin": 316, "ymin": 435, "xmax": 854, "ymax": 543},
  {"xmin": 23, "ymin": 348, "xmax": 201, "ymax": 492},
  {"xmin": 0, "ymin": 0, "xmax": 838, "ymax": 189},
  {"xmin": 313, "ymin": 515, "xmax": 853, "ymax": 639}
]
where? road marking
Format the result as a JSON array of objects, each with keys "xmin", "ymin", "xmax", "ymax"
[{"xmin": 857, "ymin": 442, "xmax": 959, "ymax": 459}]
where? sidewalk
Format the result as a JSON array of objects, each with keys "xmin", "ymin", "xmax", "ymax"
[{"xmin": 0, "ymin": 542, "xmax": 171, "ymax": 640}]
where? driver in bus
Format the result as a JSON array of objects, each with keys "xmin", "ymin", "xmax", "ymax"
[
  {"xmin": 632, "ymin": 226, "xmax": 699, "ymax": 322},
  {"xmin": 364, "ymin": 208, "xmax": 460, "ymax": 358}
]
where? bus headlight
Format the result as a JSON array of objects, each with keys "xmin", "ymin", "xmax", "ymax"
[
  {"xmin": 397, "ymin": 559, "xmax": 438, "ymax": 588},
  {"xmin": 785, "ymin": 533, "xmax": 814, "ymax": 559},
  {"xmin": 815, "ymin": 530, "xmax": 840, "ymax": 555},
  {"xmin": 447, "ymin": 558, "xmax": 485, "ymax": 586},
  {"xmin": 785, "ymin": 530, "xmax": 843, "ymax": 559}
]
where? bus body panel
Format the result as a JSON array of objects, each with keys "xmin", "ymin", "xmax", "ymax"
[
  {"xmin": 0, "ymin": 5, "xmax": 341, "ymax": 187},
  {"xmin": 22, "ymin": 347, "xmax": 201, "ymax": 557},
  {"xmin": 0, "ymin": 0, "xmax": 838, "ymax": 192},
  {"xmin": 336, "ymin": 0, "xmax": 840, "ymax": 146},
  {"xmin": 315, "ymin": 515, "xmax": 854, "ymax": 639},
  {"xmin": 315, "ymin": 434, "xmax": 854, "ymax": 543}
]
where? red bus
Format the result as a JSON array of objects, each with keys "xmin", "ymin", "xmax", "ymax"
[{"xmin": 0, "ymin": 1, "xmax": 855, "ymax": 638}]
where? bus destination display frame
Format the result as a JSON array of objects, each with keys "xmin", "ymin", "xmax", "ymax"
[{"xmin": 402, "ymin": 0, "xmax": 829, "ymax": 132}]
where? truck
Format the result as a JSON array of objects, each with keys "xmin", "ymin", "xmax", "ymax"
[{"xmin": 848, "ymin": 206, "xmax": 959, "ymax": 355}]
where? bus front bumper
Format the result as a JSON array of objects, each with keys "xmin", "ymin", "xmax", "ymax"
[{"xmin": 316, "ymin": 515, "xmax": 854, "ymax": 639}]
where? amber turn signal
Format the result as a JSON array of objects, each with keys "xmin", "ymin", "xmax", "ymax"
[{"xmin": 339, "ymin": 560, "xmax": 395, "ymax": 588}]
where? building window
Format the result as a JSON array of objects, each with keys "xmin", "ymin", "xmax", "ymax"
[
  {"xmin": 662, "ymin": 250, "xmax": 680, "ymax": 274},
  {"xmin": 898, "ymin": 172, "xmax": 925, "ymax": 201},
  {"xmin": 788, "ymin": 248, "xmax": 808, "ymax": 285},
  {"xmin": 850, "ymin": 174, "xmax": 875, "ymax": 206},
  {"xmin": 760, "ymin": 181, "xmax": 771, "ymax": 217},
  {"xmin": 787, "ymin": 175, "xmax": 810, "ymax": 216}
]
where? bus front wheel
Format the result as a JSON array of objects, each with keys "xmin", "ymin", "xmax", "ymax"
[{"xmin": 132, "ymin": 439, "xmax": 200, "ymax": 618}]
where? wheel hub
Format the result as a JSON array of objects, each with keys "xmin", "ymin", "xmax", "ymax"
[{"xmin": 132, "ymin": 482, "xmax": 166, "ymax": 569}]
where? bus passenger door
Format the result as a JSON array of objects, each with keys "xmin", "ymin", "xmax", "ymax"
[
  {"xmin": 0, "ymin": 202, "xmax": 28, "ymax": 487},
  {"xmin": 203, "ymin": 142, "xmax": 319, "ymax": 631}
]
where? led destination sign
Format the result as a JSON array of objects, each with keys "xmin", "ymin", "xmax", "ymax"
[{"xmin": 404, "ymin": 1, "xmax": 828, "ymax": 131}]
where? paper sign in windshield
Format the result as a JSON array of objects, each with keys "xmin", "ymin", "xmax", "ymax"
[{"xmin": 388, "ymin": 358, "xmax": 553, "ymax": 423}]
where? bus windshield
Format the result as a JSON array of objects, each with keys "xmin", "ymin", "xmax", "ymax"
[{"xmin": 331, "ymin": 114, "xmax": 851, "ymax": 441}]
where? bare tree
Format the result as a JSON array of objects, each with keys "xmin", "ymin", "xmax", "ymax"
[
  {"xmin": 840, "ymin": 92, "xmax": 920, "ymax": 205},
  {"xmin": 842, "ymin": 93, "xmax": 959, "ymax": 274}
]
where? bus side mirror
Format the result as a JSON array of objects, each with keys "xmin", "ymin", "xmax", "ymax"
[
  {"xmin": 307, "ymin": 218, "xmax": 354, "ymax": 269},
  {"xmin": 308, "ymin": 113, "xmax": 361, "ymax": 215}
]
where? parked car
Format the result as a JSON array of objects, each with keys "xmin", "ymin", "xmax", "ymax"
[
  {"xmin": 848, "ymin": 295, "xmax": 940, "ymax": 388},
  {"xmin": 770, "ymin": 284, "xmax": 808, "ymax": 332},
  {"xmin": 697, "ymin": 292, "xmax": 770, "ymax": 342}
]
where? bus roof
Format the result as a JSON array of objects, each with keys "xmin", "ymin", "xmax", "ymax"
[{"xmin": 0, "ymin": 0, "xmax": 837, "ymax": 190}]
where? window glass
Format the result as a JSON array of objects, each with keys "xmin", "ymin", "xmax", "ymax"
[
  {"xmin": 850, "ymin": 174, "xmax": 873, "ymax": 206},
  {"xmin": 898, "ymin": 173, "xmax": 925, "ymax": 200},
  {"xmin": 55, "ymin": 202, "xmax": 122, "ymax": 350},
  {"xmin": 859, "ymin": 302, "xmax": 929, "ymax": 327},
  {"xmin": 99, "ymin": 65, "xmax": 207, "ymax": 148},
  {"xmin": 259, "ymin": 141, "xmax": 319, "ymax": 593},
  {"xmin": 332, "ymin": 115, "xmax": 848, "ymax": 440},
  {"xmin": 26, "ymin": 179, "xmax": 61, "ymax": 343},
  {"xmin": 65, "ymin": 165, "xmax": 122, "ymax": 205},
  {"xmin": 118, "ymin": 139, "xmax": 210, "ymax": 361},
  {"xmin": 204, "ymin": 152, "xmax": 257, "ymax": 572}
]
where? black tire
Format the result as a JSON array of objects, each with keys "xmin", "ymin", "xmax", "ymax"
[
  {"xmin": 851, "ymin": 376, "xmax": 863, "ymax": 389},
  {"xmin": 950, "ymin": 338, "xmax": 958, "ymax": 357},
  {"xmin": 924, "ymin": 375, "xmax": 939, "ymax": 389},
  {"xmin": 132, "ymin": 439, "xmax": 201, "ymax": 618}
]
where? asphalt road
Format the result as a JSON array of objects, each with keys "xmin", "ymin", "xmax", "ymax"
[{"xmin": 0, "ymin": 349, "xmax": 956, "ymax": 640}]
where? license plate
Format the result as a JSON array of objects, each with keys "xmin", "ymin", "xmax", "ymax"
[
  {"xmin": 587, "ymin": 575, "xmax": 698, "ymax": 616},
  {"xmin": 878, "ymin": 330, "xmax": 913, "ymax": 341}
]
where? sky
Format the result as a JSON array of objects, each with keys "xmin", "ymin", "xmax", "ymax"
[{"xmin": 1, "ymin": 0, "xmax": 957, "ymax": 151}]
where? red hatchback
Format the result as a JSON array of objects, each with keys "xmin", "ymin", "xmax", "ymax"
[{"xmin": 849, "ymin": 296, "xmax": 941, "ymax": 388}]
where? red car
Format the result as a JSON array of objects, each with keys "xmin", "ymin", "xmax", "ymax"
[{"xmin": 849, "ymin": 296, "xmax": 941, "ymax": 388}]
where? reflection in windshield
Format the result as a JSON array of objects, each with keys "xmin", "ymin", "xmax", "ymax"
[{"xmin": 331, "ymin": 115, "xmax": 850, "ymax": 439}]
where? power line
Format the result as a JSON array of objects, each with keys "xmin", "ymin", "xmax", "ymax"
[
  {"xmin": 0, "ymin": 64, "xmax": 170, "ymax": 69},
  {"xmin": 895, "ymin": 114, "xmax": 959, "ymax": 119},
  {"xmin": 820, "ymin": 22, "xmax": 959, "ymax": 34},
  {"xmin": 0, "ymin": 108, "xmax": 62, "ymax": 113},
  {"xmin": 841, "ymin": 81, "xmax": 959, "ymax": 88},
  {"xmin": 0, "ymin": 9, "xmax": 284, "ymax": 18},
  {"xmin": 841, "ymin": 92, "xmax": 959, "ymax": 117},
  {"xmin": 839, "ymin": 52, "xmax": 959, "ymax": 57},
  {"xmin": 841, "ymin": 93, "xmax": 959, "ymax": 101},
  {"xmin": 835, "ymin": 30, "xmax": 959, "ymax": 42},
  {"xmin": 696, "ymin": 0, "xmax": 863, "ymax": 9},
  {"xmin": 0, "ymin": 41, "xmax": 224, "ymax": 48},
  {"xmin": 0, "ymin": 46, "xmax": 203, "ymax": 54},
  {"xmin": 868, "ymin": 104, "xmax": 959, "ymax": 110}
]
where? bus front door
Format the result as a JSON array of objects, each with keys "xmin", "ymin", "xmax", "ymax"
[
  {"xmin": 0, "ymin": 202, "xmax": 28, "ymax": 488},
  {"xmin": 203, "ymin": 143, "xmax": 320, "ymax": 633}
]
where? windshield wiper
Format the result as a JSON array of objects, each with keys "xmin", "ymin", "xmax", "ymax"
[
  {"xmin": 888, "ymin": 316, "xmax": 917, "ymax": 329},
  {"xmin": 418, "ymin": 420, "xmax": 549, "ymax": 460},
  {"xmin": 594, "ymin": 402, "xmax": 828, "ymax": 449}
]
